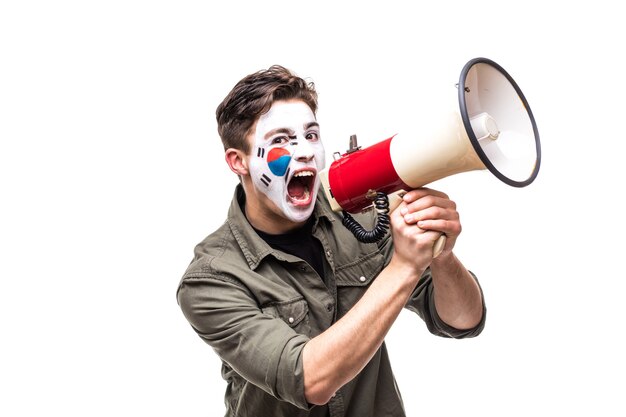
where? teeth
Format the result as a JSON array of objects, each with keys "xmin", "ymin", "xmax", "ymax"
[{"xmin": 294, "ymin": 171, "xmax": 314, "ymax": 177}]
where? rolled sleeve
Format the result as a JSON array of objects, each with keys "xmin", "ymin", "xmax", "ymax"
[
  {"xmin": 405, "ymin": 269, "xmax": 486, "ymax": 339},
  {"xmin": 177, "ymin": 274, "xmax": 312, "ymax": 409}
]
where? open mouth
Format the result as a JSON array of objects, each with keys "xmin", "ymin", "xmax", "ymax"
[{"xmin": 287, "ymin": 169, "xmax": 316, "ymax": 206}]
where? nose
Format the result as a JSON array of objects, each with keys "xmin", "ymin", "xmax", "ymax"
[{"xmin": 292, "ymin": 138, "xmax": 314, "ymax": 162}]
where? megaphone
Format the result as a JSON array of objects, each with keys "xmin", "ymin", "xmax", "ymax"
[{"xmin": 319, "ymin": 57, "xmax": 541, "ymax": 256}]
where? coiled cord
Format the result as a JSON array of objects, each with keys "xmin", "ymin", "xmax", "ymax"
[{"xmin": 341, "ymin": 192, "xmax": 390, "ymax": 244}]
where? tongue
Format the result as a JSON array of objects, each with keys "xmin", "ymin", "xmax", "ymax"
[{"xmin": 288, "ymin": 177, "xmax": 307, "ymax": 199}]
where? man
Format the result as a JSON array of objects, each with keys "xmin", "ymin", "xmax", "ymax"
[{"xmin": 177, "ymin": 65, "xmax": 486, "ymax": 417}]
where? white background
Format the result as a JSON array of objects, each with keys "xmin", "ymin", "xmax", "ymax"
[{"xmin": 2, "ymin": 1, "xmax": 625, "ymax": 416}]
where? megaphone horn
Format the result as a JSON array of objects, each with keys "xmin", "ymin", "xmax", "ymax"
[{"xmin": 319, "ymin": 57, "xmax": 541, "ymax": 256}]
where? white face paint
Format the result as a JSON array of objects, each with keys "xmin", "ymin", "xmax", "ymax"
[{"xmin": 248, "ymin": 100, "xmax": 326, "ymax": 223}]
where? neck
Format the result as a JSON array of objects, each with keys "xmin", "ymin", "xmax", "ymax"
[{"xmin": 245, "ymin": 203, "xmax": 305, "ymax": 234}]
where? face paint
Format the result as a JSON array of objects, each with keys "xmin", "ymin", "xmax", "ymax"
[
  {"xmin": 267, "ymin": 148, "xmax": 292, "ymax": 177},
  {"xmin": 248, "ymin": 100, "xmax": 326, "ymax": 223}
]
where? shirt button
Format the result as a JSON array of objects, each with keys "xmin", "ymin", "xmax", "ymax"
[
  {"xmin": 300, "ymin": 265, "xmax": 307, "ymax": 271},
  {"xmin": 288, "ymin": 317, "xmax": 295, "ymax": 324},
  {"xmin": 359, "ymin": 276, "xmax": 366, "ymax": 282},
  {"xmin": 326, "ymin": 303, "xmax": 333, "ymax": 312},
  {"xmin": 326, "ymin": 250, "xmax": 332, "ymax": 257}
]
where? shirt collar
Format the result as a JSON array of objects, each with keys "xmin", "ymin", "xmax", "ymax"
[{"xmin": 226, "ymin": 184, "xmax": 335, "ymax": 270}]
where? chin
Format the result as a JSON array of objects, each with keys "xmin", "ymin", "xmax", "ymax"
[
  {"xmin": 281, "ymin": 199, "xmax": 316, "ymax": 223},
  {"xmin": 283, "ymin": 206, "xmax": 314, "ymax": 224}
]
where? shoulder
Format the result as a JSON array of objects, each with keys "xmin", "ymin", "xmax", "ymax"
[{"xmin": 181, "ymin": 221, "xmax": 248, "ymax": 282}]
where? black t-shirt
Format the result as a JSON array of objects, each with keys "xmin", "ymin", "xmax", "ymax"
[{"xmin": 253, "ymin": 216, "xmax": 326, "ymax": 282}]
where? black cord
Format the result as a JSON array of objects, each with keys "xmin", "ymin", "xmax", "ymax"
[{"xmin": 341, "ymin": 192, "xmax": 390, "ymax": 244}]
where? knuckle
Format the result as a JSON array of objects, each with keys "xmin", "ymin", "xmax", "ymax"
[
  {"xmin": 425, "ymin": 196, "xmax": 437, "ymax": 206},
  {"xmin": 430, "ymin": 207, "xmax": 444, "ymax": 219}
]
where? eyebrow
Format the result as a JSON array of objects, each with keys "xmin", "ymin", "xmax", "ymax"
[
  {"xmin": 263, "ymin": 122, "xmax": 320, "ymax": 140},
  {"xmin": 264, "ymin": 128, "xmax": 293, "ymax": 140}
]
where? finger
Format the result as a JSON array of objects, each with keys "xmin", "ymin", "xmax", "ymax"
[
  {"xmin": 416, "ymin": 218, "xmax": 462, "ymax": 237},
  {"xmin": 402, "ymin": 187, "xmax": 449, "ymax": 203},
  {"xmin": 392, "ymin": 202, "xmax": 431, "ymax": 235},
  {"xmin": 412, "ymin": 228, "xmax": 444, "ymax": 246},
  {"xmin": 391, "ymin": 200, "xmax": 408, "ymax": 219},
  {"xmin": 404, "ymin": 194, "xmax": 457, "ymax": 214},
  {"xmin": 403, "ymin": 205, "xmax": 458, "ymax": 224},
  {"xmin": 390, "ymin": 201, "xmax": 412, "ymax": 229}
]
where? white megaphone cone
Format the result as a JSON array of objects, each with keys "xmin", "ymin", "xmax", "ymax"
[{"xmin": 319, "ymin": 57, "xmax": 541, "ymax": 257}]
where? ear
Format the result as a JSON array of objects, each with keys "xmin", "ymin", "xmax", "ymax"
[{"xmin": 225, "ymin": 148, "xmax": 250, "ymax": 176}]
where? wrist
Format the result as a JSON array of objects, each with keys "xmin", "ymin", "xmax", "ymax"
[
  {"xmin": 387, "ymin": 255, "xmax": 426, "ymax": 287},
  {"xmin": 431, "ymin": 250, "xmax": 455, "ymax": 267}
]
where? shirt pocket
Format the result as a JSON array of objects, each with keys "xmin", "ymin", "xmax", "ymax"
[
  {"xmin": 334, "ymin": 249, "xmax": 386, "ymax": 317},
  {"xmin": 261, "ymin": 297, "xmax": 311, "ymax": 336}
]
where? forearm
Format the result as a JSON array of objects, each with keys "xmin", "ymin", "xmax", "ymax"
[
  {"xmin": 302, "ymin": 260, "xmax": 421, "ymax": 405},
  {"xmin": 430, "ymin": 251, "xmax": 483, "ymax": 330}
]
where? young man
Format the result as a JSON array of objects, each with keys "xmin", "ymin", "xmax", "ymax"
[{"xmin": 177, "ymin": 66, "xmax": 486, "ymax": 417}]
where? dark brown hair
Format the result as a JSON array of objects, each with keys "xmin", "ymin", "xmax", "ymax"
[{"xmin": 216, "ymin": 65, "xmax": 318, "ymax": 153}]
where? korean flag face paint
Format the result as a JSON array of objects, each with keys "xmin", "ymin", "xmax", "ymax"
[{"xmin": 248, "ymin": 100, "xmax": 326, "ymax": 223}]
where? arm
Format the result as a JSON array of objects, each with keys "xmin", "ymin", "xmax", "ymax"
[
  {"xmin": 302, "ymin": 259, "xmax": 424, "ymax": 404},
  {"xmin": 303, "ymin": 187, "xmax": 484, "ymax": 405},
  {"xmin": 430, "ymin": 252, "xmax": 484, "ymax": 329},
  {"xmin": 302, "ymin": 190, "xmax": 443, "ymax": 405},
  {"xmin": 177, "ymin": 275, "xmax": 312, "ymax": 409},
  {"xmin": 400, "ymin": 188, "xmax": 484, "ymax": 329}
]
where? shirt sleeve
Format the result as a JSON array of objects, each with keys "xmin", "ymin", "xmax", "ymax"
[
  {"xmin": 373, "ymin": 216, "xmax": 486, "ymax": 338},
  {"xmin": 177, "ymin": 274, "xmax": 312, "ymax": 410},
  {"xmin": 404, "ymin": 268, "xmax": 486, "ymax": 338}
]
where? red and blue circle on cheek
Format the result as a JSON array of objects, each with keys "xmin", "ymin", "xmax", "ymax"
[{"xmin": 267, "ymin": 148, "xmax": 292, "ymax": 177}]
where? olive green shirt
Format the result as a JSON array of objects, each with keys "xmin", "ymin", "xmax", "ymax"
[{"xmin": 177, "ymin": 185, "xmax": 486, "ymax": 417}]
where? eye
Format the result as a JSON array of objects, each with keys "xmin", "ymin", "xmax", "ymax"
[
  {"xmin": 305, "ymin": 131, "xmax": 320, "ymax": 141},
  {"xmin": 271, "ymin": 136, "xmax": 289, "ymax": 145}
]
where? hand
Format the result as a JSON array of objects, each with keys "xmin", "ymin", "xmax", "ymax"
[{"xmin": 389, "ymin": 188, "xmax": 461, "ymax": 274}]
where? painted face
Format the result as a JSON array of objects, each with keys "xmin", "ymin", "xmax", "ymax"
[{"xmin": 248, "ymin": 100, "xmax": 326, "ymax": 223}]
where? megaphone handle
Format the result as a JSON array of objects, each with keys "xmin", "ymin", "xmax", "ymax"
[
  {"xmin": 391, "ymin": 190, "xmax": 447, "ymax": 258},
  {"xmin": 387, "ymin": 191, "xmax": 405, "ymax": 212},
  {"xmin": 433, "ymin": 234, "xmax": 447, "ymax": 258}
]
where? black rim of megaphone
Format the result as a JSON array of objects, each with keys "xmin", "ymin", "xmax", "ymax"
[{"xmin": 458, "ymin": 57, "xmax": 541, "ymax": 187}]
